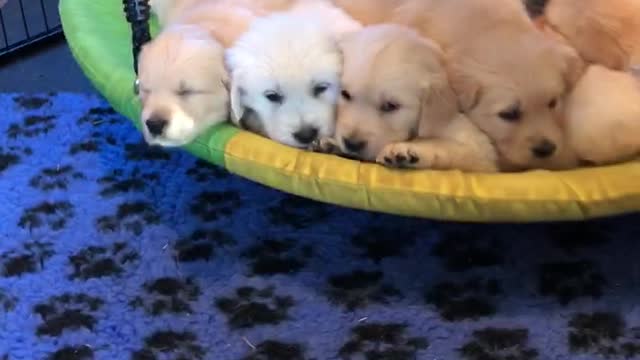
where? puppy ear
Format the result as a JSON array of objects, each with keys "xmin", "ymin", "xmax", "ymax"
[
  {"xmin": 556, "ymin": 42, "xmax": 586, "ymax": 89},
  {"xmin": 446, "ymin": 62, "xmax": 482, "ymax": 112},
  {"xmin": 228, "ymin": 77, "xmax": 246, "ymax": 125}
]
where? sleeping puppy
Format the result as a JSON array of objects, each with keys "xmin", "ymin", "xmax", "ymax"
[
  {"xmin": 564, "ymin": 65, "xmax": 640, "ymax": 166},
  {"xmin": 533, "ymin": 0, "xmax": 640, "ymax": 71},
  {"xmin": 316, "ymin": 25, "xmax": 498, "ymax": 172},
  {"xmin": 225, "ymin": 2, "xmax": 361, "ymax": 148}
]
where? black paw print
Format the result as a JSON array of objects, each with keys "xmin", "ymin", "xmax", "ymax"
[
  {"xmin": 215, "ymin": 286, "xmax": 294, "ymax": 329},
  {"xmin": 1, "ymin": 241, "xmax": 54, "ymax": 277},
  {"xmin": 459, "ymin": 328, "xmax": 539, "ymax": 360},
  {"xmin": 339, "ymin": 323, "xmax": 429, "ymax": 360},
  {"xmin": 29, "ymin": 165, "xmax": 85, "ymax": 191},
  {"xmin": 131, "ymin": 330, "xmax": 206, "ymax": 360},
  {"xmin": 0, "ymin": 289, "xmax": 17, "ymax": 312},
  {"xmin": 69, "ymin": 140, "xmax": 100, "ymax": 155},
  {"xmin": 98, "ymin": 168, "xmax": 158, "ymax": 197},
  {"xmin": 186, "ymin": 159, "xmax": 230, "ymax": 182},
  {"xmin": 13, "ymin": 94, "xmax": 51, "ymax": 110},
  {"xmin": 425, "ymin": 277, "xmax": 501, "ymax": 321},
  {"xmin": 68, "ymin": 242, "xmax": 140, "ymax": 280},
  {"xmin": 241, "ymin": 238, "xmax": 312, "ymax": 276},
  {"xmin": 327, "ymin": 270, "xmax": 401, "ymax": 311},
  {"xmin": 432, "ymin": 230, "xmax": 504, "ymax": 272},
  {"xmin": 125, "ymin": 141, "xmax": 172, "ymax": 161},
  {"xmin": 0, "ymin": 146, "xmax": 23, "ymax": 174},
  {"xmin": 48, "ymin": 345, "xmax": 94, "ymax": 360},
  {"xmin": 190, "ymin": 191, "xmax": 241, "ymax": 222},
  {"xmin": 174, "ymin": 228, "xmax": 236, "ymax": 262},
  {"xmin": 96, "ymin": 201, "xmax": 160, "ymax": 235},
  {"xmin": 547, "ymin": 222, "xmax": 610, "ymax": 253},
  {"xmin": 7, "ymin": 115, "xmax": 56, "ymax": 138},
  {"xmin": 33, "ymin": 293, "xmax": 104, "ymax": 336},
  {"xmin": 568, "ymin": 312, "xmax": 640, "ymax": 358},
  {"xmin": 76, "ymin": 106, "xmax": 118, "ymax": 126},
  {"xmin": 242, "ymin": 340, "xmax": 307, "ymax": 360},
  {"xmin": 265, "ymin": 194, "xmax": 330, "ymax": 229},
  {"xmin": 351, "ymin": 226, "xmax": 417, "ymax": 263},
  {"xmin": 18, "ymin": 201, "xmax": 75, "ymax": 231},
  {"xmin": 538, "ymin": 260, "xmax": 606, "ymax": 305},
  {"xmin": 130, "ymin": 277, "xmax": 201, "ymax": 316}
]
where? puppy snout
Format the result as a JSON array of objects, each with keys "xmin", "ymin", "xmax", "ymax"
[
  {"xmin": 293, "ymin": 126, "xmax": 319, "ymax": 144},
  {"xmin": 146, "ymin": 116, "xmax": 168, "ymax": 137},
  {"xmin": 342, "ymin": 137, "xmax": 367, "ymax": 153},
  {"xmin": 531, "ymin": 139, "xmax": 557, "ymax": 159}
]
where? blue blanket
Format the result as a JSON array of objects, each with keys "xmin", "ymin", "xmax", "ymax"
[{"xmin": 0, "ymin": 92, "xmax": 639, "ymax": 360}]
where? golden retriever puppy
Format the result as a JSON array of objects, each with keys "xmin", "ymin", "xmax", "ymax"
[
  {"xmin": 333, "ymin": 0, "xmax": 584, "ymax": 171},
  {"xmin": 318, "ymin": 25, "xmax": 498, "ymax": 172},
  {"xmin": 536, "ymin": 0, "xmax": 640, "ymax": 71},
  {"xmin": 564, "ymin": 65, "xmax": 640, "ymax": 165}
]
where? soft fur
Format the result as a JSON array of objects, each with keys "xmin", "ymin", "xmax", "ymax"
[
  {"xmin": 225, "ymin": 3, "xmax": 361, "ymax": 148},
  {"xmin": 318, "ymin": 24, "xmax": 497, "ymax": 172},
  {"xmin": 535, "ymin": 0, "xmax": 640, "ymax": 71},
  {"xmin": 564, "ymin": 65, "xmax": 640, "ymax": 165}
]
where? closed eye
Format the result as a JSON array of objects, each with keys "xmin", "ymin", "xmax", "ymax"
[
  {"xmin": 498, "ymin": 105, "xmax": 522, "ymax": 122},
  {"xmin": 379, "ymin": 101, "xmax": 400, "ymax": 114},
  {"xmin": 312, "ymin": 82, "xmax": 331, "ymax": 97},
  {"xmin": 265, "ymin": 90, "xmax": 284, "ymax": 104}
]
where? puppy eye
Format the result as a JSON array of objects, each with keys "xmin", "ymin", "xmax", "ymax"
[
  {"xmin": 548, "ymin": 98, "xmax": 557, "ymax": 109},
  {"xmin": 379, "ymin": 101, "xmax": 400, "ymax": 113},
  {"xmin": 341, "ymin": 89, "xmax": 352, "ymax": 101},
  {"xmin": 176, "ymin": 88, "xmax": 193, "ymax": 97},
  {"xmin": 498, "ymin": 106, "xmax": 522, "ymax": 122},
  {"xmin": 264, "ymin": 90, "xmax": 284, "ymax": 104},
  {"xmin": 312, "ymin": 83, "xmax": 330, "ymax": 97}
]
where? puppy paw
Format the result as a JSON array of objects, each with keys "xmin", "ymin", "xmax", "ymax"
[
  {"xmin": 376, "ymin": 144, "xmax": 420, "ymax": 168},
  {"xmin": 309, "ymin": 137, "xmax": 339, "ymax": 154}
]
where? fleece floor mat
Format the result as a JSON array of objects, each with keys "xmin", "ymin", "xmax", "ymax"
[{"xmin": 0, "ymin": 93, "xmax": 639, "ymax": 360}]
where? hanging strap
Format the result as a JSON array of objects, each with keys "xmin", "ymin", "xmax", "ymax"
[{"xmin": 123, "ymin": 0, "xmax": 151, "ymax": 75}]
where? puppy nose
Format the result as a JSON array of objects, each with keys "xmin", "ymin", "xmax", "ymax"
[
  {"xmin": 293, "ymin": 126, "xmax": 318, "ymax": 144},
  {"xmin": 531, "ymin": 139, "xmax": 557, "ymax": 159},
  {"xmin": 146, "ymin": 117, "xmax": 168, "ymax": 136},
  {"xmin": 343, "ymin": 137, "xmax": 366, "ymax": 153}
]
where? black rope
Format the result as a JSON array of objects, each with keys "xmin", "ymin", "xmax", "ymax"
[{"xmin": 123, "ymin": 0, "xmax": 151, "ymax": 76}]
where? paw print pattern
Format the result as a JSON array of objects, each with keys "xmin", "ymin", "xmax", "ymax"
[
  {"xmin": 0, "ymin": 290, "xmax": 17, "ymax": 311},
  {"xmin": 174, "ymin": 228, "xmax": 236, "ymax": 262},
  {"xmin": 0, "ymin": 146, "xmax": 21, "ymax": 174},
  {"xmin": 33, "ymin": 293, "xmax": 104, "ymax": 336},
  {"xmin": 130, "ymin": 277, "xmax": 201, "ymax": 316},
  {"xmin": 215, "ymin": 286, "xmax": 294, "ymax": 329},
  {"xmin": 186, "ymin": 159, "xmax": 230, "ymax": 182},
  {"xmin": 13, "ymin": 94, "xmax": 51, "ymax": 110},
  {"xmin": 339, "ymin": 323, "xmax": 429, "ymax": 360},
  {"xmin": 7, "ymin": 115, "xmax": 56, "ymax": 138},
  {"xmin": 68, "ymin": 242, "xmax": 140, "ymax": 280},
  {"xmin": 96, "ymin": 201, "xmax": 160, "ymax": 235},
  {"xmin": 29, "ymin": 165, "xmax": 85, "ymax": 191},
  {"xmin": 425, "ymin": 278, "xmax": 501, "ymax": 321},
  {"xmin": 190, "ymin": 191, "xmax": 241, "ymax": 222},
  {"xmin": 241, "ymin": 238, "xmax": 312, "ymax": 276},
  {"xmin": 131, "ymin": 331, "xmax": 206, "ymax": 360},
  {"xmin": 241, "ymin": 340, "xmax": 307, "ymax": 360},
  {"xmin": 47, "ymin": 345, "xmax": 94, "ymax": 360},
  {"xmin": 265, "ymin": 194, "xmax": 331, "ymax": 229},
  {"xmin": 1, "ymin": 241, "xmax": 54, "ymax": 277},
  {"xmin": 76, "ymin": 106, "xmax": 118, "ymax": 126},
  {"xmin": 538, "ymin": 260, "xmax": 606, "ymax": 305},
  {"xmin": 327, "ymin": 270, "xmax": 401, "ymax": 311},
  {"xmin": 568, "ymin": 312, "xmax": 640, "ymax": 358},
  {"xmin": 18, "ymin": 201, "xmax": 75, "ymax": 231},
  {"xmin": 351, "ymin": 226, "xmax": 417, "ymax": 263},
  {"xmin": 125, "ymin": 141, "xmax": 172, "ymax": 161},
  {"xmin": 98, "ymin": 168, "xmax": 158, "ymax": 197},
  {"xmin": 547, "ymin": 222, "xmax": 610, "ymax": 253},
  {"xmin": 459, "ymin": 328, "xmax": 539, "ymax": 360},
  {"xmin": 432, "ymin": 230, "xmax": 504, "ymax": 272}
]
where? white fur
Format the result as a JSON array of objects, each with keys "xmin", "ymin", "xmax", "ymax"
[{"xmin": 225, "ymin": 6, "xmax": 361, "ymax": 148}]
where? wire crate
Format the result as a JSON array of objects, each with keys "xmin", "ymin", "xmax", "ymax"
[{"xmin": 0, "ymin": 0, "xmax": 62, "ymax": 58}]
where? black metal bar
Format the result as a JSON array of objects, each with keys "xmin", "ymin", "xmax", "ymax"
[
  {"xmin": 0, "ymin": 26, "xmax": 61, "ymax": 59},
  {"xmin": 39, "ymin": 0, "xmax": 50, "ymax": 31},
  {"xmin": 123, "ymin": 0, "xmax": 151, "ymax": 74},
  {"xmin": 17, "ymin": 0, "xmax": 30, "ymax": 38},
  {"xmin": 0, "ymin": 10, "xmax": 8, "ymax": 48}
]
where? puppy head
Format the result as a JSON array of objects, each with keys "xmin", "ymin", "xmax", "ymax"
[
  {"xmin": 225, "ymin": 13, "xmax": 342, "ymax": 148},
  {"xmin": 448, "ymin": 30, "xmax": 584, "ymax": 170},
  {"xmin": 335, "ymin": 24, "xmax": 459, "ymax": 161},
  {"xmin": 137, "ymin": 25, "xmax": 228, "ymax": 147}
]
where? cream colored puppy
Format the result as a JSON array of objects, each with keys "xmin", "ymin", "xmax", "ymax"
[
  {"xmin": 318, "ymin": 25, "xmax": 497, "ymax": 172},
  {"xmin": 564, "ymin": 65, "xmax": 640, "ymax": 165}
]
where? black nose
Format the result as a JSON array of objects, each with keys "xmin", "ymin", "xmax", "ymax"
[
  {"xmin": 531, "ymin": 139, "xmax": 557, "ymax": 158},
  {"xmin": 293, "ymin": 126, "xmax": 318, "ymax": 144},
  {"xmin": 146, "ymin": 117, "xmax": 168, "ymax": 136},
  {"xmin": 343, "ymin": 137, "xmax": 366, "ymax": 153}
]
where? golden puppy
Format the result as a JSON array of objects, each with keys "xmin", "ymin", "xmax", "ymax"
[
  {"xmin": 536, "ymin": 0, "xmax": 640, "ymax": 71},
  {"xmin": 564, "ymin": 65, "xmax": 640, "ymax": 165},
  {"xmin": 318, "ymin": 25, "xmax": 498, "ymax": 172}
]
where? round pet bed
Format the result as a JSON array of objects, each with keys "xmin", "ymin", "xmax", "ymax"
[{"xmin": 59, "ymin": 0, "xmax": 640, "ymax": 222}]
